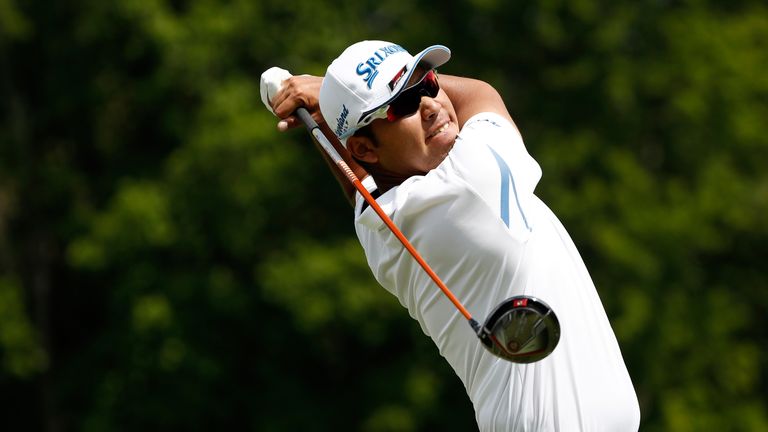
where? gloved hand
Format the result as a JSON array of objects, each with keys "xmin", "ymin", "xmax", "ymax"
[{"xmin": 260, "ymin": 67, "xmax": 293, "ymax": 115}]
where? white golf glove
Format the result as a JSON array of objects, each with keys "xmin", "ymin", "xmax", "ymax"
[{"xmin": 260, "ymin": 66, "xmax": 293, "ymax": 115}]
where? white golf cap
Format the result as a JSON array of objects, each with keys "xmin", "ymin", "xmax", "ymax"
[{"xmin": 319, "ymin": 40, "xmax": 451, "ymax": 147}]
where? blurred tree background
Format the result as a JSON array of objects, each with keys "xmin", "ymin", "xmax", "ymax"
[{"xmin": 1, "ymin": 0, "xmax": 766, "ymax": 430}]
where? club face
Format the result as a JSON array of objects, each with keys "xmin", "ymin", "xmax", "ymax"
[{"xmin": 478, "ymin": 296, "xmax": 560, "ymax": 364}]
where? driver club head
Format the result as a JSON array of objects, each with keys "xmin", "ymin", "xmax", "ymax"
[{"xmin": 477, "ymin": 296, "xmax": 561, "ymax": 364}]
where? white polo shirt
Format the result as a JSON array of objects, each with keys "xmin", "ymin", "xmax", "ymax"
[{"xmin": 354, "ymin": 113, "xmax": 640, "ymax": 431}]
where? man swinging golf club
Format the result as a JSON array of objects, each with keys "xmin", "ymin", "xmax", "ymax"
[{"xmin": 261, "ymin": 40, "xmax": 640, "ymax": 431}]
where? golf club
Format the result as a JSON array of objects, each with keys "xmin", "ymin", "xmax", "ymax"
[{"xmin": 296, "ymin": 107, "xmax": 560, "ymax": 364}]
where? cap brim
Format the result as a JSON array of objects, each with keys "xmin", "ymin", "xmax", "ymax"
[
  {"xmin": 395, "ymin": 44, "xmax": 451, "ymax": 94},
  {"xmin": 411, "ymin": 45, "xmax": 451, "ymax": 73}
]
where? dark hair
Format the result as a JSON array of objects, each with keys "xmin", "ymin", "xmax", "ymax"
[{"xmin": 352, "ymin": 124, "xmax": 377, "ymax": 142}]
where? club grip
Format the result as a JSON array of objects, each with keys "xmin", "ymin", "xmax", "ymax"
[{"xmin": 296, "ymin": 107, "xmax": 318, "ymax": 130}]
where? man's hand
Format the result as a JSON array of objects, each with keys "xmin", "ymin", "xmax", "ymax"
[
  {"xmin": 260, "ymin": 67, "xmax": 292, "ymax": 115},
  {"xmin": 260, "ymin": 67, "xmax": 324, "ymax": 131}
]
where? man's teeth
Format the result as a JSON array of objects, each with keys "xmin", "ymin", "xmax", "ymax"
[{"xmin": 430, "ymin": 123, "xmax": 449, "ymax": 137}]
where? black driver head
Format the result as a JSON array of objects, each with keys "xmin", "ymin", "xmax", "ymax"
[{"xmin": 477, "ymin": 296, "xmax": 561, "ymax": 364}]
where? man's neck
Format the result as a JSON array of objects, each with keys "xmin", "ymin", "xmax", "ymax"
[{"xmin": 370, "ymin": 172, "xmax": 408, "ymax": 195}]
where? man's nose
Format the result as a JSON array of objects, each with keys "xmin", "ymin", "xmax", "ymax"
[{"xmin": 419, "ymin": 95, "xmax": 440, "ymax": 121}]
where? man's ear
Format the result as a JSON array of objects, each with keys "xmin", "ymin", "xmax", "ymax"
[{"xmin": 347, "ymin": 135, "xmax": 379, "ymax": 164}]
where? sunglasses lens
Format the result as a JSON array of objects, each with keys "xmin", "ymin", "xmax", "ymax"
[{"xmin": 387, "ymin": 70, "xmax": 439, "ymax": 121}]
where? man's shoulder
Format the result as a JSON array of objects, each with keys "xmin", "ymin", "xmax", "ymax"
[{"xmin": 460, "ymin": 112, "xmax": 517, "ymax": 132}]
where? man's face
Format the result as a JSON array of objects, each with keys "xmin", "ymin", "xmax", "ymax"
[{"xmin": 363, "ymin": 85, "xmax": 460, "ymax": 179}]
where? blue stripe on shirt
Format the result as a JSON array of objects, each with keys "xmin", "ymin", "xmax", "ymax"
[{"xmin": 487, "ymin": 145, "xmax": 531, "ymax": 231}]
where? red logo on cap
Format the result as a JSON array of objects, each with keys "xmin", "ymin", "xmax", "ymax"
[{"xmin": 388, "ymin": 66, "xmax": 408, "ymax": 92}]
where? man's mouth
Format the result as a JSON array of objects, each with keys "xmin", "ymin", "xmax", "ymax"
[{"xmin": 428, "ymin": 121, "xmax": 450, "ymax": 139}]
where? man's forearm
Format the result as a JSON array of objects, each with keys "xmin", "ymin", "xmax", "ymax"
[{"xmin": 439, "ymin": 74, "xmax": 514, "ymax": 127}]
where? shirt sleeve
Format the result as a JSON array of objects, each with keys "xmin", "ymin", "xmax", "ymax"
[{"xmin": 461, "ymin": 112, "xmax": 542, "ymax": 198}]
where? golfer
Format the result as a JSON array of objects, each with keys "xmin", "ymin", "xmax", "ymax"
[{"xmin": 261, "ymin": 40, "xmax": 640, "ymax": 431}]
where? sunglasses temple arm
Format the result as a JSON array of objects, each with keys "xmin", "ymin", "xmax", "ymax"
[{"xmin": 296, "ymin": 108, "xmax": 480, "ymax": 329}]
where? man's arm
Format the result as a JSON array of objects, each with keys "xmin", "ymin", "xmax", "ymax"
[
  {"xmin": 438, "ymin": 74, "xmax": 517, "ymax": 129},
  {"xmin": 261, "ymin": 72, "xmax": 515, "ymax": 206}
]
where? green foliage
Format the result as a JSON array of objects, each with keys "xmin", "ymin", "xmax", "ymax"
[
  {"xmin": 260, "ymin": 238, "xmax": 399, "ymax": 336},
  {"xmin": 0, "ymin": 277, "xmax": 47, "ymax": 377},
  {"xmin": 1, "ymin": 0, "xmax": 766, "ymax": 430}
]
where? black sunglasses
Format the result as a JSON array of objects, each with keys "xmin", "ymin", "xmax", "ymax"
[
  {"xmin": 386, "ymin": 69, "xmax": 440, "ymax": 121},
  {"xmin": 359, "ymin": 70, "xmax": 440, "ymax": 125}
]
